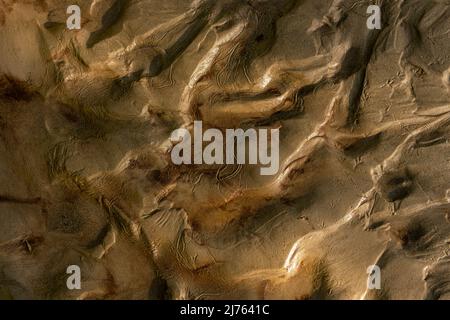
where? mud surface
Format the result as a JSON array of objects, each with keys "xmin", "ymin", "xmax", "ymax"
[{"xmin": 1, "ymin": 0, "xmax": 450, "ymax": 299}]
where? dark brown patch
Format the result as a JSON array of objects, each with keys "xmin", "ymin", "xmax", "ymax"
[
  {"xmin": 149, "ymin": 274, "xmax": 169, "ymax": 300},
  {"xmin": 0, "ymin": 75, "xmax": 35, "ymax": 102},
  {"xmin": 0, "ymin": 9, "xmax": 5, "ymax": 26}
]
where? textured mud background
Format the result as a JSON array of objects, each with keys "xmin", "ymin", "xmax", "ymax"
[{"xmin": 0, "ymin": 0, "xmax": 450, "ymax": 300}]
